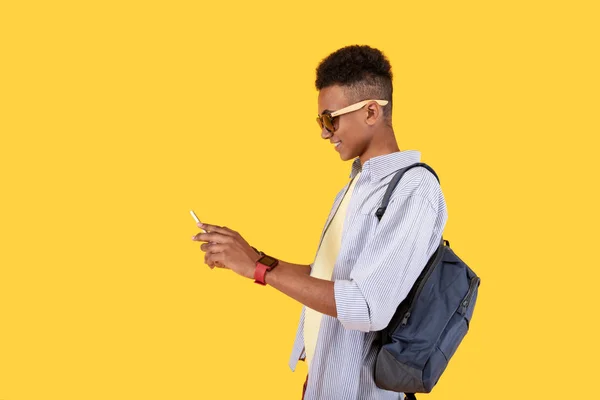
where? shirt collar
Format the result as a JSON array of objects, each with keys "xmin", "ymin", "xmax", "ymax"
[{"xmin": 349, "ymin": 150, "xmax": 421, "ymax": 182}]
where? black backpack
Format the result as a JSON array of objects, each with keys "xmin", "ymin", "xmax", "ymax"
[{"xmin": 373, "ymin": 163, "xmax": 480, "ymax": 400}]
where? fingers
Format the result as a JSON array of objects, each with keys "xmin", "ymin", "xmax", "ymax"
[
  {"xmin": 192, "ymin": 232, "xmax": 233, "ymax": 244},
  {"xmin": 205, "ymin": 251, "xmax": 226, "ymax": 269},
  {"xmin": 204, "ymin": 253, "xmax": 216, "ymax": 269},
  {"xmin": 190, "ymin": 222, "xmax": 237, "ymax": 270},
  {"xmin": 205, "ymin": 253, "xmax": 219, "ymax": 269},
  {"xmin": 200, "ymin": 242, "xmax": 226, "ymax": 253},
  {"xmin": 196, "ymin": 222, "xmax": 237, "ymax": 237}
]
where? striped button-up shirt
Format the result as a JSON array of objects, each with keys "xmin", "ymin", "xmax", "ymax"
[{"xmin": 289, "ymin": 150, "xmax": 448, "ymax": 400}]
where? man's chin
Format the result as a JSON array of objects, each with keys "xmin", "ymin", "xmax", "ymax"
[{"xmin": 339, "ymin": 152, "xmax": 353, "ymax": 161}]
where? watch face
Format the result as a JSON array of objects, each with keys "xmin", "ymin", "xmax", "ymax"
[{"xmin": 259, "ymin": 255, "xmax": 277, "ymax": 268}]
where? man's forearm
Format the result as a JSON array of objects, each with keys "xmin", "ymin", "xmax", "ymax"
[
  {"xmin": 275, "ymin": 260, "xmax": 312, "ymax": 276},
  {"xmin": 264, "ymin": 260, "xmax": 338, "ymax": 318}
]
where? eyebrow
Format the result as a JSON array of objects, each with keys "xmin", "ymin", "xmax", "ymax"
[{"xmin": 320, "ymin": 109, "xmax": 333, "ymax": 115}]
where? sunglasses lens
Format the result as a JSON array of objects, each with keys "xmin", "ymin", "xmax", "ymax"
[
  {"xmin": 316, "ymin": 116, "xmax": 323, "ymax": 129},
  {"xmin": 322, "ymin": 114, "xmax": 335, "ymax": 132},
  {"xmin": 317, "ymin": 114, "xmax": 336, "ymax": 133}
]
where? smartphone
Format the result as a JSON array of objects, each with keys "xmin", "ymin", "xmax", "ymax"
[{"xmin": 190, "ymin": 210, "xmax": 206, "ymax": 232}]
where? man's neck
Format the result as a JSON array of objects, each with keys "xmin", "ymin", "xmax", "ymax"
[{"xmin": 358, "ymin": 128, "xmax": 400, "ymax": 166}]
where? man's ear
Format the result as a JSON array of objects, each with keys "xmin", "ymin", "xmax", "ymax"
[{"xmin": 365, "ymin": 102, "xmax": 382, "ymax": 126}]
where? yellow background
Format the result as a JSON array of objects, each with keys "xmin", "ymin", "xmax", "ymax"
[{"xmin": 1, "ymin": 1, "xmax": 598, "ymax": 399}]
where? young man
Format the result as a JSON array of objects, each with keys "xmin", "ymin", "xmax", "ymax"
[{"xmin": 192, "ymin": 45, "xmax": 448, "ymax": 400}]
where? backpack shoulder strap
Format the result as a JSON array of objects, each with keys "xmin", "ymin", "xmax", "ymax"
[{"xmin": 375, "ymin": 162, "xmax": 439, "ymax": 221}]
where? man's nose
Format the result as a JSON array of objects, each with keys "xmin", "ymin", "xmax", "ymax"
[{"xmin": 321, "ymin": 128, "xmax": 333, "ymax": 140}]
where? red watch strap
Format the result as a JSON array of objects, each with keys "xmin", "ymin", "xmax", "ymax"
[{"xmin": 254, "ymin": 262, "xmax": 269, "ymax": 285}]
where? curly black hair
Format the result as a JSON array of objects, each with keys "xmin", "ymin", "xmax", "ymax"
[{"xmin": 315, "ymin": 45, "xmax": 393, "ymax": 118}]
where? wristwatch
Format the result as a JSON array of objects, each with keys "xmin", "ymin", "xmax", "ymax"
[
  {"xmin": 254, "ymin": 254, "xmax": 279, "ymax": 286},
  {"xmin": 251, "ymin": 246, "xmax": 264, "ymax": 256}
]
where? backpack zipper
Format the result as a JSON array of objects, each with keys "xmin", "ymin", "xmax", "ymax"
[
  {"xmin": 460, "ymin": 276, "xmax": 480, "ymax": 315},
  {"xmin": 399, "ymin": 239, "xmax": 446, "ymax": 327}
]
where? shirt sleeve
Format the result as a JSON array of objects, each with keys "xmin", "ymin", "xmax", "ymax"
[{"xmin": 333, "ymin": 194, "xmax": 440, "ymax": 332}]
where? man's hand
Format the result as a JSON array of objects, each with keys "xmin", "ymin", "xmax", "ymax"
[{"xmin": 191, "ymin": 222, "xmax": 260, "ymax": 279}]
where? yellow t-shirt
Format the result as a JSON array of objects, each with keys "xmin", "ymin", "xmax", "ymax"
[{"xmin": 304, "ymin": 171, "xmax": 361, "ymax": 368}]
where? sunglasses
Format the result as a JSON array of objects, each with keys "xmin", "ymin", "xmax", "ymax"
[{"xmin": 316, "ymin": 99, "xmax": 389, "ymax": 133}]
